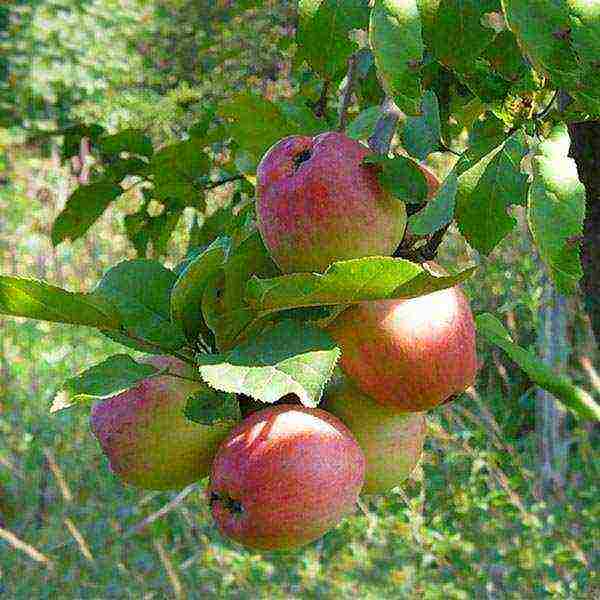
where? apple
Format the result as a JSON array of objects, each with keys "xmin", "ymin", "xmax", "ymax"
[
  {"xmin": 256, "ymin": 131, "xmax": 408, "ymax": 273},
  {"xmin": 208, "ymin": 404, "xmax": 365, "ymax": 551},
  {"xmin": 326, "ymin": 264, "xmax": 478, "ymax": 412},
  {"xmin": 90, "ymin": 355, "xmax": 234, "ymax": 491},
  {"xmin": 321, "ymin": 378, "xmax": 426, "ymax": 494}
]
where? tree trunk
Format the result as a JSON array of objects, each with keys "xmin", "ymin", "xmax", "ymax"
[
  {"xmin": 535, "ymin": 272, "xmax": 570, "ymax": 498},
  {"xmin": 567, "ymin": 121, "xmax": 600, "ymax": 344}
]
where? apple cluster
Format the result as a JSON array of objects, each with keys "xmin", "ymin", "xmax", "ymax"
[{"xmin": 91, "ymin": 132, "xmax": 478, "ymax": 552}]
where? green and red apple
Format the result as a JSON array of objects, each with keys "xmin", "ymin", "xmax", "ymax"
[
  {"xmin": 208, "ymin": 404, "xmax": 365, "ymax": 551},
  {"xmin": 322, "ymin": 377, "xmax": 426, "ymax": 494},
  {"xmin": 90, "ymin": 355, "xmax": 233, "ymax": 491},
  {"xmin": 327, "ymin": 264, "xmax": 478, "ymax": 412},
  {"xmin": 256, "ymin": 131, "xmax": 409, "ymax": 273}
]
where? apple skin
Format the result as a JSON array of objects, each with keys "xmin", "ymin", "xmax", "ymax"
[
  {"xmin": 90, "ymin": 355, "xmax": 233, "ymax": 491},
  {"xmin": 208, "ymin": 404, "xmax": 365, "ymax": 551},
  {"xmin": 256, "ymin": 131, "xmax": 407, "ymax": 273},
  {"xmin": 326, "ymin": 264, "xmax": 478, "ymax": 412},
  {"xmin": 322, "ymin": 378, "xmax": 425, "ymax": 494}
]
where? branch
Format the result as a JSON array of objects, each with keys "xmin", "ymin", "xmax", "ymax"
[
  {"xmin": 204, "ymin": 174, "xmax": 245, "ymax": 190},
  {"xmin": 368, "ymin": 97, "xmax": 402, "ymax": 155},
  {"xmin": 338, "ymin": 54, "xmax": 359, "ymax": 131},
  {"xmin": 395, "ymin": 223, "xmax": 451, "ymax": 263},
  {"xmin": 567, "ymin": 118, "xmax": 600, "ymax": 342},
  {"xmin": 313, "ymin": 80, "xmax": 330, "ymax": 118},
  {"xmin": 0, "ymin": 526, "xmax": 55, "ymax": 570},
  {"xmin": 122, "ymin": 483, "xmax": 199, "ymax": 539}
]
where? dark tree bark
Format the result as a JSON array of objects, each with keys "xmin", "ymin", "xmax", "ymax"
[{"xmin": 568, "ymin": 121, "xmax": 600, "ymax": 343}]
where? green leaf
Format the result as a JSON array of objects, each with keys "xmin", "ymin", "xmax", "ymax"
[
  {"xmin": 346, "ymin": 106, "xmax": 382, "ymax": 140},
  {"xmin": 188, "ymin": 105, "xmax": 217, "ymax": 139},
  {"xmin": 297, "ymin": 0, "xmax": 370, "ymax": 81},
  {"xmin": 0, "ymin": 276, "xmax": 122, "ymax": 330},
  {"xmin": 402, "ymin": 90, "xmax": 441, "ymax": 160},
  {"xmin": 147, "ymin": 207, "xmax": 184, "ymax": 257},
  {"xmin": 482, "ymin": 30, "xmax": 530, "ymax": 83},
  {"xmin": 93, "ymin": 259, "xmax": 186, "ymax": 353},
  {"xmin": 51, "ymin": 182, "xmax": 123, "ymax": 245},
  {"xmin": 246, "ymin": 257, "xmax": 476, "ymax": 313},
  {"xmin": 454, "ymin": 113, "xmax": 507, "ymax": 176},
  {"xmin": 567, "ymin": 0, "xmax": 600, "ymax": 115},
  {"xmin": 202, "ymin": 232, "xmax": 279, "ymax": 351},
  {"xmin": 218, "ymin": 93, "xmax": 298, "ymax": 170},
  {"xmin": 124, "ymin": 211, "xmax": 150, "ymax": 258},
  {"xmin": 418, "ymin": 0, "xmax": 501, "ymax": 72},
  {"xmin": 104, "ymin": 157, "xmax": 149, "ymax": 183},
  {"xmin": 409, "ymin": 171, "xmax": 458, "ymax": 235},
  {"xmin": 198, "ymin": 320, "xmax": 340, "ymax": 408},
  {"xmin": 188, "ymin": 206, "xmax": 236, "ymax": 254},
  {"xmin": 363, "ymin": 155, "xmax": 428, "ymax": 204},
  {"xmin": 456, "ymin": 130, "xmax": 529, "ymax": 254},
  {"xmin": 150, "ymin": 139, "xmax": 209, "ymax": 206},
  {"xmin": 278, "ymin": 99, "xmax": 327, "ymax": 136},
  {"xmin": 98, "ymin": 129, "xmax": 153, "ymax": 158},
  {"xmin": 476, "ymin": 313, "xmax": 600, "ymax": 421},
  {"xmin": 171, "ymin": 237, "xmax": 232, "ymax": 346},
  {"xmin": 184, "ymin": 389, "xmax": 241, "ymax": 426},
  {"xmin": 56, "ymin": 354, "xmax": 163, "ymax": 410},
  {"xmin": 370, "ymin": 0, "xmax": 424, "ymax": 116},
  {"xmin": 527, "ymin": 124, "xmax": 585, "ymax": 295},
  {"xmin": 501, "ymin": 0, "xmax": 600, "ymax": 113},
  {"xmin": 502, "ymin": 0, "xmax": 576, "ymax": 83}
]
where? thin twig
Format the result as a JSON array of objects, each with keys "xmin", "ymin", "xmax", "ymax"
[
  {"xmin": 439, "ymin": 141, "xmax": 462, "ymax": 157},
  {"xmin": 395, "ymin": 223, "xmax": 451, "ymax": 263},
  {"xmin": 154, "ymin": 538, "xmax": 185, "ymax": 599},
  {"xmin": 114, "ymin": 329, "xmax": 195, "ymax": 366},
  {"xmin": 204, "ymin": 174, "xmax": 245, "ymax": 190},
  {"xmin": 338, "ymin": 54, "xmax": 359, "ymax": 131},
  {"xmin": 313, "ymin": 80, "xmax": 330, "ymax": 118},
  {"xmin": 64, "ymin": 518, "xmax": 95, "ymax": 564},
  {"xmin": 43, "ymin": 448, "xmax": 73, "ymax": 503},
  {"xmin": 0, "ymin": 526, "xmax": 55, "ymax": 570},
  {"xmin": 122, "ymin": 483, "xmax": 199, "ymax": 539},
  {"xmin": 0, "ymin": 454, "xmax": 25, "ymax": 480}
]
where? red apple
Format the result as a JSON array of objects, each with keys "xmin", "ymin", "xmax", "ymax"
[
  {"xmin": 322, "ymin": 378, "xmax": 426, "ymax": 494},
  {"xmin": 90, "ymin": 355, "xmax": 233, "ymax": 491},
  {"xmin": 208, "ymin": 404, "xmax": 365, "ymax": 551},
  {"xmin": 256, "ymin": 131, "xmax": 407, "ymax": 273},
  {"xmin": 326, "ymin": 264, "xmax": 478, "ymax": 412}
]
